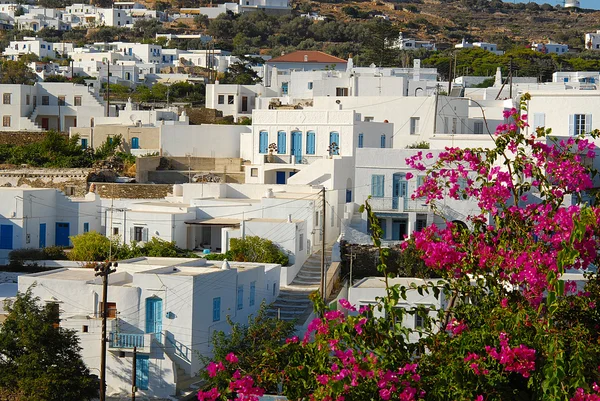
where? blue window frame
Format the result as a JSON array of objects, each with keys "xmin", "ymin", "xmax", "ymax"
[
  {"xmin": 306, "ymin": 131, "xmax": 316, "ymax": 154},
  {"xmin": 358, "ymin": 133, "xmax": 364, "ymax": 148},
  {"xmin": 282, "ymin": 82, "xmax": 288, "ymax": 95},
  {"xmin": 131, "ymin": 137, "xmax": 139, "ymax": 149},
  {"xmin": 81, "ymin": 138, "xmax": 88, "ymax": 149},
  {"xmin": 277, "ymin": 131, "xmax": 286, "ymax": 154},
  {"xmin": 0, "ymin": 225, "xmax": 12, "ymax": 249},
  {"xmin": 250, "ymin": 281, "xmax": 256, "ymax": 307},
  {"xmin": 380, "ymin": 134, "xmax": 386, "ymax": 148},
  {"xmin": 371, "ymin": 175, "xmax": 385, "ymax": 198},
  {"xmin": 213, "ymin": 297, "xmax": 221, "ymax": 322},
  {"xmin": 136, "ymin": 354, "xmax": 149, "ymax": 390},
  {"xmin": 237, "ymin": 285, "xmax": 243, "ymax": 310},
  {"xmin": 83, "ymin": 222, "xmax": 89, "ymax": 233},
  {"xmin": 259, "ymin": 131, "xmax": 268, "ymax": 154}
]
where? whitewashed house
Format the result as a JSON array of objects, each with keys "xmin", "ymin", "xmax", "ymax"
[
  {"xmin": 530, "ymin": 42, "xmax": 569, "ymax": 54},
  {"xmin": 0, "ymin": 187, "xmax": 101, "ymax": 263},
  {"xmin": 455, "ymin": 39, "xmax": 503, "ymax": 55},
  {"xmin": 4, "ymin": 37, "xmax": 59, "ymax": 60},
  {"xmin": 585, "ymin": 30, "xmax": 600, "ymax": 50},
  {"xmin": 18, "ymin": 257, "xmax": 282, "ymax": 398}
]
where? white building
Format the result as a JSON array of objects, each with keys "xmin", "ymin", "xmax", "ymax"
[
  {"xmin": 4, "ymin": 37, "xmax": 58, "ymax": 60},
  {"xmin": 553, "ymin": 71, "xmax": 600, "ymax": 85},
  {"xmin": 179, "ymin": 4, "xmax": 240, "ymax": 18},
  {"xmin": 530, "ymin": 42, "xmax": 569, "ymax": 54},
  {"xmin": 238, "ymin": 0, "xmax": 290, "ymax": 14},
  {"xmin": 455, "ymin": 39, "xmax": 503, "ymax": 55},
  {"xmin": 392, "ymin": 32, "xmax": 436, "ymax": 51},
  {"xmin": 18, "ymin": 257, "xmax": 282, "ymax": 398},
  {"xmin": 585, "ymin": 30, "xmax": 600, "ymax": 50},
  {"xmin": 0, "ymin": 187, "xmax": 101, "ymax": 263}
]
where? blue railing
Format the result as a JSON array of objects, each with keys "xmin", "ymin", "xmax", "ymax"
[{"xmin": 109, "ymin": 332, "xmax": 145, "ymax": 349}]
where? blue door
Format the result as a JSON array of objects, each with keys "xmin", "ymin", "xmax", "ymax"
[
  {"xmin": 392, "ymin": 174, "xmax": 408, "ymax": 210},
  {"xmin": 346, "ymin": 189, "xmax": 352, "ymax": 203},
  {"xmin": 276, "ymin": 171, "xmax": 286, "ymax": 185},
  {"xmin": 55, "ymin": 222, "xmax": 70, "ymax": 247},
  {"xmin": 329, "ymin": 132, "xmax": 340, "ymax": 155},
  {"xmin": 145, "ymin": 297, "xmax": 163, "ymax": 342},
  {"xmin": 136, "ymin": 354, "xmax": 149, "ymax": 390},
  {"xmin": 0, "ymin": 225, "xmax": 12, "ymax": 249},
  {"xmin": 131, "ymin": 137, "xmax": 139, "ymax": 149},
  {"xmin": 81, "ymin": 138, "xmax": 88, "ymax": 149},
  {"xmin": 39, "ymin": 223, "xmax": 46, "ymax": 248},
  {"xmin": 291, "ymin": 131, "xmax": 302, "ymax": 163}
]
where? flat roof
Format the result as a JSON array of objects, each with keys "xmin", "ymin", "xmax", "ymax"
[
  {"xmin": 353, "ymin": 277, "xmax": 444, "ymax": 289},
  {"xmin": 185, "ymin": 218, "xmax": 241, "ymax": 226},
  {"xmin": 28, "ymin": 268, "xmax": 96, "ymax": 281}
]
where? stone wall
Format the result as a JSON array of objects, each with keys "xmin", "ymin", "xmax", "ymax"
[
  {"xmin": 0, "ymin": 132, "xmax": 67, "ymax": 146},
  {"xmin": 96, "ymin": 183, "xmax": 172, "ymax": 199},
  {"xmin": 184, "ymin": 107, "xmax": 228, "ymax": 125},
  {"xmin": 0, "ymin": 168, "xmax": 91, "ymax": 197},
  {"xmin": 136, "ymin": 156, "xmax": 161, "ymax": 183}
]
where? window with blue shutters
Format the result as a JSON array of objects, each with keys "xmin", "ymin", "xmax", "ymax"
[
  {"xmin": 306, "ymin": 131, "xmax": 316, "ymax": 154},
  {"xmin": 380, "ymin": 134, "xmax": 386, "ymax": 148},
  {"xmin": 131, "ymin": 137, "xmax": 140, "ymax": 149},
  {"xmin": 371, "ymin": 175, "xmax": 384, "ymax": 198},
  {"xmin": 329, "ymin": 132, "xmax": 340, "ymax": 155},
  {"xmin": 277, "ymin": 131, "xmax": 286, "ymax": 154},
  {"xmin": 358, "ymin": 134, "xmax": 364, "ymax": 148},
  {"xmin": 259, "ymin": 131, "xmax": 268, "ymax": 153},
  {"xmin": 212, "ymin": 297, "xmax": 221, "ymax": 322},
  {"xmin": 250, "ymin": 281, "xmax": 256, "ymax": 307},
  {"xmin": 237, "ymin": 285, "xmax": 243, "ymax": 310},
  {"xmin": 0, "ymin": 225, "xmax": 12, "ymax": 249},
  {"xmin": 83, "ymin": 222, "xmax": 89, "ymax": 233}
]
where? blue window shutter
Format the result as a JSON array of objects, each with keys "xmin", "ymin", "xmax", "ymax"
[
  {"xmin": 371, "ymin": 175, "xmax": 384, "ymax": 198},
  {"xmin": 0, "ymin": 225, "xmax": 12, "ymax": 249},
  {"xmin": 380, "ymin": 135, "xmax": 386, "ymax": 148},
  {"xmin": 329, "ymin": 132, "xmax": 339, "ymax": 155},
  {"xmin": 358, "ymin": 134, "xmax": 363, "ymax": 148},
  {"xmin": 259, "ymin": 131, "xmax": 268, "ymax": 153},
  {"xmin": 277, "ymin": 131, "xmax": 286, "ymax": 154},
  {"xmin": 237, "ymin": 285, "xmax": 243, "ymax": 310},
  {"xmin": 136, "ymin": 355, "xmax": 149, "ymax": 390},
  {"xmin": 306, "ymin": 131, "xmax": 315, "ymax": 154},
  {"xmin": 250, "ymin": 281, "xmax": 256, "ymax": 306},
  {"xmin": 131, "ymin": 137, "xmax": 139, "ymax": 149},
  {"xmin": 213, "ymin": 297, "xmax": 221, "ymax": 321}
]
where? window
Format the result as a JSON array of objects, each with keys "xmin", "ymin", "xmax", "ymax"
[
  {"xmin": 0, "ymin": 225, "xmax": 12, "ymax": 249},
  {"xmin": 532, "ymin": 113, "xmax": 545, "ymax": 129},
  {"xmin": 83, "ymin": 222, "xmax": 89, "ymax": 233},
  {"xmin": 131, "ymin": 137, "xmax": 140, "ymax": 149},
  {"xmin": 416, "ymin": 215, "xmax": 427, "ymax": 232},
  {"xmin": 26, "ymin": 94, "xmax": 30, "ymax": 105},
  {"xmin": 82, "ymin": 325, "xmax": 88, "ymax": 333},
  {"xmin": 250, "ymin": 281, "xmax": 256, "ymax": 307},
  {"xmin": 371, "ymin": 175, "xmax": 384, "ymax": 198},
  {"xmin": 571, "ymin": 114, "xmax": 591, "ymax": 136},
  {"xmin": 415, "ymin": 314, "xmax": 424, "ymax": 328},
  {"xmin": 212, "ymin": 297, "xmax": 221, "ymax": 322},
  {"xmin": 277, "ymin": 131, "xmax": 286, "ymax": 154},
  {"xmin": 443, "ymin": 117, "xmax": 449, "ymax": 134},
  {"xmin": 329, "ymin": 132, "xmax": 340, "ymax": 155},
  {"xmin": 2, "ymin": 116, "xmax": 10, "ymax": 127},
  {"xmin": 306, "ymin": 131, "xmax": 316, "ymax": 154},
  {"xmin": 228, "ymin": 95, "xmax": 234, "ymax": 105},
  {"xmin": 42, "ymin": 96, "xmax": 49, "ymax": 105},
  {"xmin": 99, "ymin": 302, "xmax": 117, "ymax": 318},
  {"xmin": 250, "ymin": 168, "xmax": 258, "ymax": 177},
  {"xmin": 380, "ymin": 134, "xmax": 386, "ymax": 148},
  {"xmin": 58, "ymin": 96, "xmax": 65, "ymax": 106},
  {"xmin": 237, "ymin": 285, "xmax": 243, "ymax": 310},
  {"xmin": 364, "ymin": 116, "xmax": 374, "ymax": 122},
  {"xmin": 113, "ymin": 227, "xmax": 119, "ymax": 236},
  {"xmin": 335, "ymin": 87, "xmax": 349, "ymax": 96},
  {"xmin": 74, "ymin": 96, "xmax": 82, "ymax": 106},
  {"xmin": 299, "ymin": 233, "xmax": 304, "ymax": 252},
  {"xmin": 47, "ymin": 302, "xmax": 60, "ymax": 328},
  {"xmin": 358, "ymin": 133, "xmax": 364, "ymax": 148},
  {"xmin": 2, "ymin": 93, "xmax": 10, "ymax": 104},
  {"xmin": 259, "ymin": 131, "xmax": 268, "ymax": 154},
  {"xmin": 218, "ymin": 95, "xmax": 224, "ymax": 104},
  {"xmin": 473, "ymin": 121, "xmax": 484, "ymax": 135},
  {"xmin": 308, "ymin": 82, "xmax": 313, "ymax": 90},
  {"xmin": 410, "ymin": 117, "xmax": 420, "ymax": 135},
  {"xmin": 33, "ymin": 95, "xmax": 36, "ymax": 106},
  {"xmin": 134, "ymin": 226, "xmax": 144, "ymax": 242},
  {"xmin": 81, "ymin": 138, "xmax": 88, "ymax": 149},
  {"xmin": 282, "ymin": 82, "xmax": 288, "ymax": 95}
]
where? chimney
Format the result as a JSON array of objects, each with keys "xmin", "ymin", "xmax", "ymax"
[{"xmin": 287, "ymin": 214, "xmax": 292, "ymax": 223}]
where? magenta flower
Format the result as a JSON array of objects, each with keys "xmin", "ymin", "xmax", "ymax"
[
  {"xmin": 225, "ymin": 352, "xmax": 239, "ymax": 364},
  {"xmin": 197, "ymin": 387, "xmax": 220, "ymax": 401},
  {"xmin": 206, "ymin": 361, "xmax": 225, "ymax": 378},
  {"xmin": 339, "ymin": 299, "xmax": 357, "ymax": 311}
]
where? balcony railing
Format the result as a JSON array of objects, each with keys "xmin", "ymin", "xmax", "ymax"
[
  {"xmin": 264, "ymin": 154, "xmax": 323, "ymax": 165},
  {"xmin": 108, "ymin": 332, "xmax": 152, "ymax": 352},
  {"xmin": 369, "ymin": 197, "xmax": 429, "ymax": 213}
]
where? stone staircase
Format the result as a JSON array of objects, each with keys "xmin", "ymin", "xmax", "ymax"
[{"xmin": 266, "ymin": 247, "xmax": 332, "ymax": 325}]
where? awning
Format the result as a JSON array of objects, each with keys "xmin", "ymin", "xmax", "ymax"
[{"xmin": 185, "ymin": 218, "xmax": 241, "ymax": 227}]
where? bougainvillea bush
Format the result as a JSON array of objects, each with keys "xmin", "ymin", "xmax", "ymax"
[{"xmin": 198, "ymin": 94, "xmax": 600, "ymax": 401}]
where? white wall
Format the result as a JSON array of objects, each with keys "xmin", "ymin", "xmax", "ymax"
[{"xmin": 160, "ymin": 124, "xmax": 249, "ymax": 158}]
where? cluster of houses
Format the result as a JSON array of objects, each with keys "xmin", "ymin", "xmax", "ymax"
[{"xmin": 1, "ymin": 33, "xmax": 600, "ymax": 397}]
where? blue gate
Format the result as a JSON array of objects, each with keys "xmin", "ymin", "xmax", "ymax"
[{"xmin": 55, "ymin": 222, "xmax": 70, "ymax": 247}]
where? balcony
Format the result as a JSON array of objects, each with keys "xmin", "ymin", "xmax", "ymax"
[
  {"xmin": 369, "ymin": 197, "xmax": 429, "ymax": 213},
  {"xmin": 264, "ymin": 154, "xmax": 322, "ymax": 165},
  {"xmin": 108, "ymin": 332, "xmax": 153, "ymax": 353}
]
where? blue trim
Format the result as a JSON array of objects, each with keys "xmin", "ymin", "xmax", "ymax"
[
  {"xmin": 213, "ymin": 297, "xmax": 221, "ymax": 322},
  {"xmin": 237, "ymin": 285, "xmax": 243, "ymax": 310},
  {"xmin": 55, "ymin": 222, "xmax": 70, "ymax": 247},
  {"xmin": 39, "ymin": 223, "xmax": 46, "ymax": 248},
  {"xmin": 83, "ymin": 222, "xmax": 89, "ymax": 233},
  {"xmin": 259, "ymin": 131, "xmax": 268, "ymax": 154},
  {"xmin": 136, "ymin": 355, "xmax": 149, "ymax": 390},
  {"xmin": 0, "ymin": 225, "xmax": 12, "ymax": 249},
  {"xmin": 145, "ymin": 297, "xmax": 163, "ymax": 342},
  {"xmin": 277, "ymin": 131, "xmax": 286, "ymax": 154},
  {"xmin": 306, "ymin": 131, "xmax": 315, "ymax": 154}
]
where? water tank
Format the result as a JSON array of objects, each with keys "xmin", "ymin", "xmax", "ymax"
[{"xmin": 565, "ymin": 0, "xmax": 580, "ymax": 8}]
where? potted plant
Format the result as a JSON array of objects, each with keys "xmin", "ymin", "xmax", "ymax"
[
  {"xmin": 327, "ymin": 142, "xmax": 339, "ymax": 158},
  {"xmin": 267, "ymin": 143, "xmax": 278, "ymax": 162}
]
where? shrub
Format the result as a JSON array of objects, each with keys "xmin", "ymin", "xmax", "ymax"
[
  {"xmin": 229, "ymin": 236, "xmax": 289, "ymax": 265},
  {"xmin": 68, "ymin": 231, "xmax": 111, "ymax": 262}
]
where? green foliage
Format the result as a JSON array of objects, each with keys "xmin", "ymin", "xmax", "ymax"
[
  {"xmin": 0, "ymin": 289, "xmax": 98, "ymax": 400},
  {"xmin": 68, "ymin": 231, "xmax": 111, "ymax": 262},
  {"xmin": 0, "ymin": 60, "xmax": 37, "ymax": 85},
  {"xmin": 228, "ymin": 236, "xmax": 289, "ymax": 265},
  {"xmin": 43, "ymin": 74, "xmax": 69, "ymax": 82},
  {"xmin": 406, "ymin": 141, "xmax": 430, "ymax": 149},
  {"xmin": 473, "ymin": 77, "xmax": 495, "ymax": 88},
  {"xmin": 200, "ymin": 304, "xmax": 296, "ymax": 392}
]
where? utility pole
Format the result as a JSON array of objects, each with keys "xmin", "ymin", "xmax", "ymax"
[
  {"xmin": 433, "ymin": 84, "xmax": 440, "ymax": 134},
  {"xmin": 95, "ymin": 261, "xmax": 117, "ymax": 401},
  {"xmin": 447, "ymin": 53, "xmax": 453, "ymax": 94},
  {"xmin": 131, "ymin": 346, "xmax": 137, "ymax": 401},
  {"xmin": 509, "ymin": 57, "xmax": 514, "ymax": 99},
  {"xmin": 320, "ymin": 188, "xmax": 326, "ymax": 302},
  {"xmin": 349, "ymin": 245, "xmax": 356, "ymax": 287},
  {"xmin": 106, "ymin": 61, "xmax": 110, "ymax": 117}
]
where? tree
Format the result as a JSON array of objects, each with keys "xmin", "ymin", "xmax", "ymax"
[
  {"xmin": 220, "ymin": 58, "xmax": 262, "ymax": 85},
  {"xmin": 197, "ymin": 96, "xmax": 600, "ymax": 401},
  {"xmin": 228, "ymin": 236, "xmax": 288, "ymax": 265},
  {"xmin": 68, "ymin": 231, "xmax": 111, "ymax": 262},
  {"xmin": 359, "ymin": 19, "xmax": 400, "ymax": 67},
  {"xmin": 0, "ymin": 289, "xmax": 98, "ymax": 400},
  {"xmin": 0, "ymin": 60, "xmax": 37, "ymax": 85}
]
